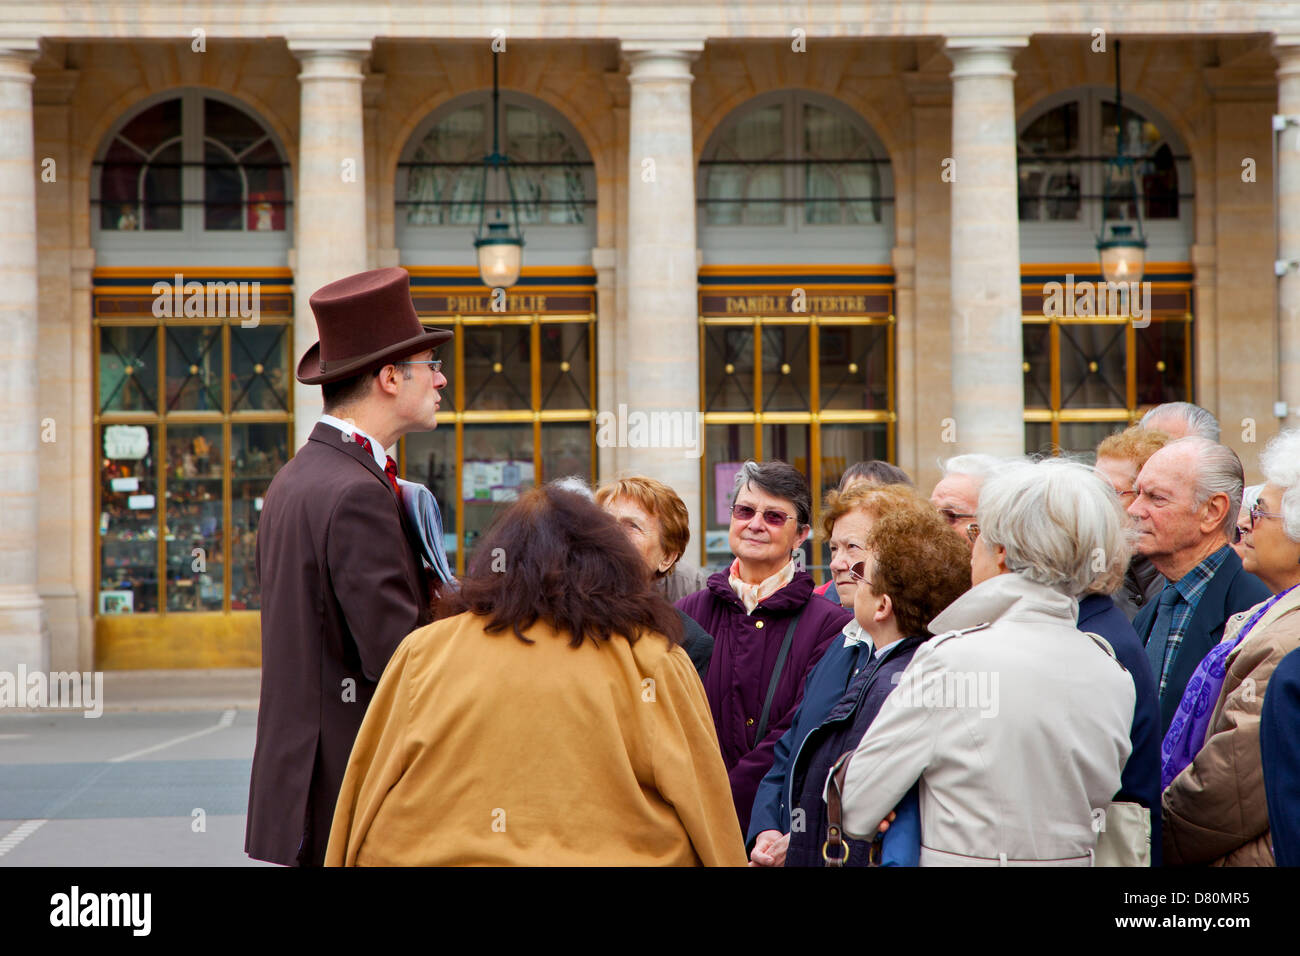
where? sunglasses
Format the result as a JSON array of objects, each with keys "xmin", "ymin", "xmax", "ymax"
[
  {"xmin": 965, "ymin": 522, "xmax": 981, "ymax": 544},
  {"xmin": 731, "ymin": 503, "xmax": 798, "ymax": 527},
  {"xmin": 849, "ymin": 561, "xmax": 868, "ymax": 581}
]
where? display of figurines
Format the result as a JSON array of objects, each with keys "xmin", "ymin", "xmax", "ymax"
[
  {"xmin": 192, "ymin": 435, "xmax": 212, "ymax": 474},
  {"xmin": 181, "ymin": 451, "xmax": 198, "ymax": 478}
]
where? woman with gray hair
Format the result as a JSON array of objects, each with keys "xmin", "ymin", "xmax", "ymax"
[
  {"xmin": 1162, "ymin": 429, "xmax": 1300, "ymax": 865},
  {"xmin": 677, "ymin": 460, "xmax": 852, "ymax": 835},
  {"xmin": 833, "ymin": 457, "xmax": 1136, "ymax": 865}
]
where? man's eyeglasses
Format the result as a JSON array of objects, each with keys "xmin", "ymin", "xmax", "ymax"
[
  {"xmin": 730, "ymin": 503, "xmax": 797, "ymax": 527},
  {"xmin": 965, "ymin": 522, "xmax": 981, "ymax": 544},
  {"xmin": 395, "ymin": 359, "xmax": 443, "ymax": 373},
  {"xmin": 938, "ymin": 508, "xmax": 976, "ymax": 527}
]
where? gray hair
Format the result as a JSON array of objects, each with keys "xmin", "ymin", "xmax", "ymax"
[
  {"xmin": 1259, "ymin": 429, "xmax": 1300, "ymax": 542},
  {"xmin": 939, "ymin": 454, "xmax": 1009, "ymax": 483},
  {"xmin": 1169, "ymin": 437, "xmax": 1244, "ymax": 540},
  {"xmin": 549, "ymin": 475, "xmax": 595, "ymax": 500},
  {"xmin": 731, "ymin": 460, "xmax": 812, "ymax": 528},
  {"xmin": 1141, "ymin": 402, "xmax": 1221, "ymax": 442},
  {"xmin": 977, "ymin": 458, "xmax": 1131, "ymax": 598}
]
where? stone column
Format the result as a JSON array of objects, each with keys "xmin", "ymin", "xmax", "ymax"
[
  {"xmin": 0, "ymin": 46, "xmax": 48, "ymax": 672},
  {"xmin": 946, "ymin": 40, "xmax": 1027, "ymax": 457},
  {"xmin": 1276, "ymin": 44, "xmax": 1300, "ymax": 431},
  {"xmin": 621, "ymin": 41, "xmax": 703, "ymax": 526},
  {"xmin": 288, "ymin": 41, "xmax": 372, "ymax": 450}
]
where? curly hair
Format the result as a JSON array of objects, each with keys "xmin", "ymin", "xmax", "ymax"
[
  {"xmin": 820, "ymin": 483, "xmax": 921, "ymax": 540},
  {"xmin": 1096, "ymin": 425, "xmax": 1171, "ymax": 471},
  {"xmin": 435, "ymin": 485, "xmax": 683, "ymax": 649},
  {"xmin": 863, "ymin": 505, "xmax": 972, "ymax": 638}
]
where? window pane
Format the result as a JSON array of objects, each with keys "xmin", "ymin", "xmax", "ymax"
[
  {"xmin": 231, "ymin": 324, "xmax": 290, "ymax": 411},
  {"xmin": 1058, "ymin": 422, "xmax": 1123, "ymax": 461},
  {"xmin": 119, "ymin": 99, "xmax": 182, "ymax": 156},
  {"xmin": 703, "ymin": 103, "xmax": 784, "ymax": 226},
  {"xmin": 505, "ymin": 104, "xmax": 586, "ymax": 225},
  {"xmin": 762, "ymin": 423, "xmax": 813, "ymax": 572},
  {"xmin": 540, "ymin": 323, "xmax": 590, "ymax": 409},
  {"xmin": 1100, "ymin": 102, "xmax": 1178, "ymax": 221},
  {"xmin": 541, "ymin": 423, "xmax": 591, "ymax": 483},
  {"xmin": 803, "ymin": 103, "xmax": 877, "ymax": 225},
  {"xmin": 1023, "ymin": 324, "xmax": 1051, "ymax": 408},
  {"xmin": 1136, "ymin": 320, "xmax": 1189, "ymax": 406},
  {"xmin": 402, "ymin": 425, "xmax": 457, "ymax": 572},
  {"xmin": 204, "ymin": 141, "xmax": 243, "ymax": 230},
  {"xmin": 703, "ymin": 327, "xmax": 755, "ymax": 411},
  {"xmin": 231, "ymin": 423, "xmax": 289, "ymax": 610},
  {"xmin": 703, "ymin": 424, "xmax": 756, "ymax": 568},
  {"xmin": 761, "ymin": 326, "xmax": 811, "ymax": 412},
  {"xmin": 144, "ymin": 141, "xmax": 183, "ymax": 230},
  {"xmin": 99, "ymin": 424, "xmax": 159, "ymax": 614},
  {"xmin": 1025, "ymin": 421, "xmax": 1055, "ymax": 457},
  {"xmin": 462, "ymin": 326, "xmax": 531, "ymax": 410},
  {"xmin": 101, "ymin": 139, "xmax": 144, "ymax": 231},
  {"xmin": 165, "ymin": 424, "xmax": 224, "ymax": 611},
  {"xmin": 406, "ymin": 106, "xmax": 484, "ymax": 226},
  {"xmin": 99, "ymin": 326, "xmax": 158, "ymax": 413},
  {"xmin": 819, "ymin": 325, "xmax": 889, "ymax": 411},
  {"xmin": 1018, "ymin": 102, "xmax": 1080, "ymax": 222},
  {"xmin": 1059, "ymin": 322, "xmax": 1127, "ymax": 408},
  {"xmin": 819, "ymin": 423, "xmax": 891, "ymax": 500},
  {"xmin": 204, "ymin": 98, "xmax": 266, "ymax": 157},
  {"xmin": 243, "ymin": 139, "xmax": 287, "ymax": 231},
  {"xmin": 166, "ymin": 326, "xmax": 223, "ymax": 411},
  {"xmin": 461, "ymin": 424, "xmax": 535, "ymax": 560}
]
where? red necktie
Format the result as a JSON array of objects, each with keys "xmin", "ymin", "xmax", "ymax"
[{"xmin": 350, "ymin": 434, "xmax": 401, "ymax": 499}]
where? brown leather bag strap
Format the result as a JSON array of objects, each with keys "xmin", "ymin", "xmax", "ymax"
[{"xmin": 822, "ymin": 750, "xmax": 854, "ymax": 867}]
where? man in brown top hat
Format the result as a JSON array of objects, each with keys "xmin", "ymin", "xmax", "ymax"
[{"xmin": 245, "ymin": 267, "xmax": 451, "ymax": 866}]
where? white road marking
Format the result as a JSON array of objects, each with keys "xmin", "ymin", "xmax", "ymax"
[
  {"xmin": 107, "ymin": 709, "xmax": 237, "ymax": 763},
  {"xmin": 0, "ymin": 819, "xmax": 47, "ymax": 858}
]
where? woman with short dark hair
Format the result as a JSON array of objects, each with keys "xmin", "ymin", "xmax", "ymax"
[
  {"xmin": 325, "ymin": 485, "xmax": 746, "ymax": 866},
  {"xmin": 677, "ymin": 460, "xmax": 851, "ymax": 835}
]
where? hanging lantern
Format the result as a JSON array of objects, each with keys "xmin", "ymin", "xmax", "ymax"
[
  {"xmin": 1096, "ymin": 39, "xmax": 1147, "ymax": 287},
  {"xmin": 474, "ymin": 52, "xmax": 524, "ymax": 290}
]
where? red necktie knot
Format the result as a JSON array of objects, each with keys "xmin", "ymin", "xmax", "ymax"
[{"xmin": 348, "ymin": 433, "xmax": 400, "ymax": 498}]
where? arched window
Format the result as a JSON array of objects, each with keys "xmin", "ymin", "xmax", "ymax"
[
  {"xmin": 697, "ymin": 92, "xmax": 893, "ymax": 264},
  {"xmin": 396, "ymin": 93, "xmax": 595, "ymax": 264},
  {"xmin": 95, "ymin": 91, "xmax": 289, "ymax": 238},
  {"xmin": 1017, "ymin": 89, "xmax": 1191, "ymax": 260}
]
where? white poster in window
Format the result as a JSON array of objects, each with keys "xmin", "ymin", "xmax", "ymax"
[
  {"xmin": 110, "ymin": 477, "xmax": 140, "ymax": 493},
  {"xmin": 127, "ymin": 494, "xmax": 156, "ymax": 511},
  {"xmin": 104, "ymin": 424, "xmax": 150, "ymax": 460}
]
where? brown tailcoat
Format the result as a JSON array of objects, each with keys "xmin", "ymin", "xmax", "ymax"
[{"xmin": 245, "ymin": 422, "xmax": 433, "ymax": 866}]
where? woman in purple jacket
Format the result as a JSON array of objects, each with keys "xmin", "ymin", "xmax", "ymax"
[{"xmin": 677, "ymin": 460, "xmax": 852, "ymax": 834}]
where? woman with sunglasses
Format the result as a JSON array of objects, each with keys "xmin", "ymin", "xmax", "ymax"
[
  {"xmin": 834, "ymin": 458, "xmax": 1136, "ymax": 866},
  {"xmin": 1162, "ymin": 430, "xmax": 1300, "ymax": 866},
  {"xmin": 677, "ymin": 460, "xmax": 852, "ymax": 836}
]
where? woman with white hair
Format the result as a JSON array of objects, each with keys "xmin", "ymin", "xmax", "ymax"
[
  {"xmin": 1162, "ymin": 430, "xmax": 1300, "ymax": 866},
  {"xmin": 833, "ymin": 458, "xmax": 1136, "ymax": 865}
]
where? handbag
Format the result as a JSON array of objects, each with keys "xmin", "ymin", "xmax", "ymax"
[
  {"xmin": 1083, "ymin": 632, "xmax": 1153, "ymax": 867},
  {"xmin": 822, "ymin": 750, "xmax": 884, "ymax": 867}
]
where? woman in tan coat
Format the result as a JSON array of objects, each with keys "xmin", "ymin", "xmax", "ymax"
[
  {"xmin": 325, "ymin": 484, "xmax": 746, "ymax": 866},
  {"xmin": 1163, "ymin": 429, "xmax": 1300, "ymax": 866}
]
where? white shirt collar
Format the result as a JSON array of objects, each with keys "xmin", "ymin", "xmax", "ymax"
[
  {"xmin": 841, "ymin": 618, "xmax": 904, "ymax": 659},
  {"xmin": 320, "ymin": 414, "xmax": 388, "ymax": 471}
]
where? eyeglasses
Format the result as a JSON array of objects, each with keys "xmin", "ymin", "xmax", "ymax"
[
  {"xmin": 937, "ymin": 508, "xmax": 976, "ymax": 526},
  {"xmin": 730, "ymin": 503, "xmax": 798, "ymax": 527},
  {"xmin": 1250, "ymin": 502, "xmax": 1285, "ymax": 529},
  {"xmin": 1232, "ymin": 525, "xmax": 1250, "ymax": 545},
  {"xmin": 848, "ymin": 561, "xmax": 868, "ymax": 582},
  {"xmin": 965, "ymin": 522, "xmax": 981, "ymax": 544},
  {"xmin": 394, "ymin": 359, "xmax": 443, "ymax": 373},
  {"xmin": 1116, "ymin": 489, "xmax": 1137, "ymax": 501}
]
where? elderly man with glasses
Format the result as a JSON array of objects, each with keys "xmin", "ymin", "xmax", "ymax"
[
  {"xmin": 929, "ymin": 454, "xmax": 1007, "ymax": 548},
  {"xmin": 677, "ymin": 460, "xmax": 851, "ymax": 836}
]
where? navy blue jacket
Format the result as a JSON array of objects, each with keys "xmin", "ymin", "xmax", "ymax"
[
  {"xmin": 1262, "ymin": 646, "xmax": 1300, "ymax": 867},
  {"xmin": 1078, "ymin": 593, "xmax": 1163, "ymax": 867},
  {"xmin": 1132, "ymin": 549, "xmax": 1270, "ymax": 734},
  {"xmin": 747, "ymin": 630, "xmax": 920, "ymax": 865}
]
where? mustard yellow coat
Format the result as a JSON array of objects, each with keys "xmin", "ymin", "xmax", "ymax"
[{"xmin": 325, "ymin": 611, "xmax": 747, "ymax": 866}]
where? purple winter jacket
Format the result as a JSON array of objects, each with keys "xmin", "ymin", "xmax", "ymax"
[{"xmin": 676, "ymin": 570, "xmax": 852, "ymax": 835}]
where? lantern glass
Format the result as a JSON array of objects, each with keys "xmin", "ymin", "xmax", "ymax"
[
  {"xmin": 477, "ymin": 237, "xmax": 522, "ymax": 289},
  {"xmin": 1099, "ymin": 236, "xmax": 1145, "ymax": 286}
]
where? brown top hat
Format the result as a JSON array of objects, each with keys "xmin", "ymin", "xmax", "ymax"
[{"xmin": 296, "ymin": 267, "xmax": 452, "ymax": 385}]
